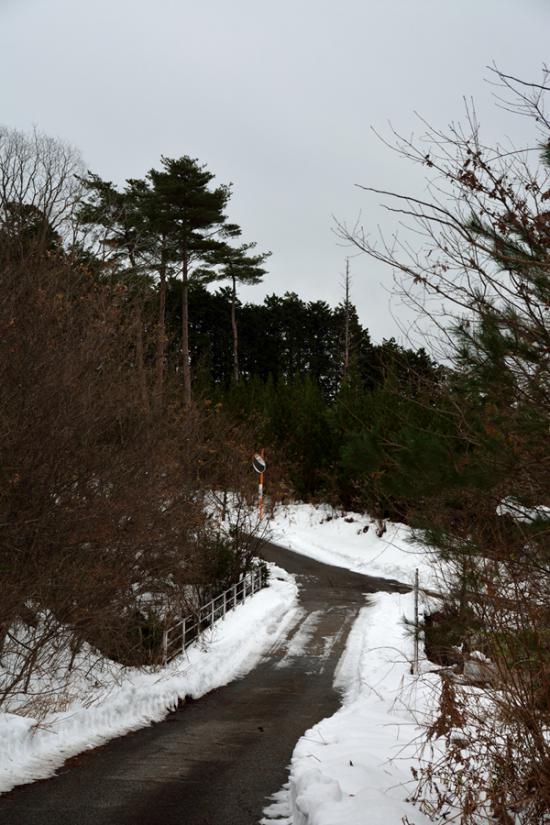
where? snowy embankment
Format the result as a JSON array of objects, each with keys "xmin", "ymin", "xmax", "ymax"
[
  {"xmin": 0, "ymin": 564, "xmax": 298, "ymax": 794},
  {"xmin": 264, "ymin": 504, "xmax": 439, "ymax": 825},
  {"xmin": 268, "ymin": 503, "xmax": 438, "ymax": 590},
  {"xmin": 287, "ymin": 593, "xmax": 437, "ymax": 825}
]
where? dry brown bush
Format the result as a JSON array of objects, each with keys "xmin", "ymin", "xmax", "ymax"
[
  {"xmin": 0, "ymin": 240, "xmax": 261, "ymax": 705},
  {"xmin": 340, "ymin": 67, "xmax": 550, "ymax": 823}
]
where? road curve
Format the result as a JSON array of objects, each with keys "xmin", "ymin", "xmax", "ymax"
[{"xmin": 0, "ymin": 541, "xmax": 409, "ymax": 825}]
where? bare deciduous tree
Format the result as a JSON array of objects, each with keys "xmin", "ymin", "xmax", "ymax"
[
  {"xmin": 339, "ymin": 67, "xmax": 550, "ymax": 823},
  {"xmin": 0, "ymin": 125, "xmax": 84, "ymax": 252}
]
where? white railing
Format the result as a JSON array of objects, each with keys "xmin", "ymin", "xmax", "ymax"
[{"xmin": 162, "ymin": 566, "xmax": 266, "ymax": 664}]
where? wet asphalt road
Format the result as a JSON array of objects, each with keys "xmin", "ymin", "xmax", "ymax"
[{"xmin": 0, "ymin": 542, "xmax": 408, "ymax": 825}]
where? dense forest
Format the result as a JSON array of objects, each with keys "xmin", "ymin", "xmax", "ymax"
[
  {"xmin": 1, "ymin": 65, "xmax": 549, "ymax": 822},
  {"xmin": 143, "ymin": 281, "xmax": 439, "ymax": 509}
]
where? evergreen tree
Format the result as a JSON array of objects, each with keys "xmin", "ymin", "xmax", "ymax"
[
  {"xmin": 0, "ymin": 202, "xmax": 61, "ymax": 259},
  {"xmin": 78, "ymin": 173, "xmax": 159, "ymax": 413},
  {"xmin": 78, "ymin": 173, "xmax": 151, "ymax": 283},
  {"xmin": 216, "ymin": 242, "xmax": 270, "ymax": 382},
  {"xmin": 147, "ymin": 156, "xmax": 237, "ymax": 405}
]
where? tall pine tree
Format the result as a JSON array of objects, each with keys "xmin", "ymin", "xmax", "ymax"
[
  {"xmin": 216, "ymin": 242, "xmax": 270, "ymax": 382},
  {"xmin": 147, "ymin": 156, "xmax": 237, "ymax": 405}
]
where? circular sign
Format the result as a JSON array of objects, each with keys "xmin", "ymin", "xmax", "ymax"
[{"xmin": 252, "ymin": 453, "xmax": 266, "ymax": 474}]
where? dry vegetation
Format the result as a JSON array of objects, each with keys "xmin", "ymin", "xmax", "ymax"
[
  {"xmin": 0, "ymin": 127, "xmax": 263, "ymax": 709},
  {"xmin": 342, "ymin": 69, "xmax": 550, "ymax": 823}
]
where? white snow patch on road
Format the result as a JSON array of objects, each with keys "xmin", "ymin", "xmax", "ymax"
[
  {"xmin": 276, "ymin": 611, "xmax": 323, "ymax": 667},
  {"xmin": 0, "ymin": 563, "xmax": 298, "ymax": 795},
  {"xmin": 320, "ymin": 628, "xmax": 344, "ymax": 669}
]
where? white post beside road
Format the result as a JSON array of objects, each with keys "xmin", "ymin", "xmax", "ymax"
[{"xmin": 413, "ymin": 568, "xmax": 420, "ymax": 675}]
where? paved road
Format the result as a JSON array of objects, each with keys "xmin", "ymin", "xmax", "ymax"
[{"xmin": 0, "ymin": 542, "xmax": 408, "ymax": 825}]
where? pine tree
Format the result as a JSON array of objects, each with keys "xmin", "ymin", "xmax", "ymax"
[
  {"xmin": 147, "ymin": 156, "xmax": 237, "ymax": 406},
  {"xmin": 78, "ymin": 173, "xmax": 162, "ymax": 413},
  {"xmin": 78, "ymin": 173, "xmax": 149, "ymax": 282},
  {"xmin": 216, "ymin": 243, "xmax": 270, "ymax": 382}
]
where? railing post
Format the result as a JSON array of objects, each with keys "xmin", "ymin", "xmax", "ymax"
[
  {"xmin": 413, "ymin": 568, "xmax": 419, "ymax": 675},
  {"xmin": 164, "ymin": 567, "xmax": 270, "ymax": 661}
]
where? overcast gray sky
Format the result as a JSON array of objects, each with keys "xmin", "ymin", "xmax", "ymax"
[{"xmin": 1, "ymin": 0, "xmax": 549, "ymax": 342}]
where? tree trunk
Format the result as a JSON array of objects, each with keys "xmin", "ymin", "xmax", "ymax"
[
  {"xmin": 343, "ymin": 258, "xmax": 351, "ymax": 379},
  {"xmin": 154, "ymin": 253, "xmax": 167, "ymax": 414},
  {"xmin": 135, "ymin": 299, "xmax": 150, "ymax": 414},
  {"xmin": 182, "ymin": 253, "xmax": 192, "ymax": 406},
  {"xmin": 231, "ymin": 275, "xmax": 240, "ymax": 383}
]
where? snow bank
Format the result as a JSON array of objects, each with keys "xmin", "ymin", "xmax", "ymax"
[
  {"xmin": 288, "ymin": 592, "xmax": 437, "ymax": 825},
  {"xmin": 259, "ymin": 503, "xmax": 444, "ymax": 824},
  {"xmin": 0, "ymin": 563, "xmax": 298, "ymax": 794},
  {"xmin": 496, "ymin": 497, "xmax": 550, "ymax": 523},
  {"xmin": 269, "ymin": 503, "xmax": 437, "ymax": 588}
]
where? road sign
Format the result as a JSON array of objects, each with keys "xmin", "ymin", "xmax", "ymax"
[
  {"xmin": 252, "ymin": 454, "xmax": 266, "ymax": 474},
  {"xmin": 253, "ymin": 451, "xmax": 266, "ymax": 519}
]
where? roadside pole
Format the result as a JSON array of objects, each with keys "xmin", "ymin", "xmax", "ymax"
[
  {"xmin": 413, "ymin": 568, "xmax": 420, "ymax": 675},
  {"xmin": 252, "ymin": 450, "xmax": 266, "ymax": 519},
  {"xmin": 259, "ymin": 449, "xmax": 264, "ymax": 519}
]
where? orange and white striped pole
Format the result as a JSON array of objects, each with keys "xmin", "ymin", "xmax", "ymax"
[
  {"xmin": 259, "ymin": 448, "xmax": 265, "ymax": 519},
  {"xmin": 253, "ymin": 450, "xmax": 266, "ymax": 520}
]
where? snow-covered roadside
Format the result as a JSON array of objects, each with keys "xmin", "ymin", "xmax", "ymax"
[
  {"xmin": 262, "ymin": 504, "xmax": 440, "ymax": 825},
  {"xmin": 286, "ymin": 592, "xmax": 437, "ymax": 825},
  {"xmin": 269, "ymin": 503, "xmax": 438, "ymax": 589},
  {"xmin": 0, "ymin": 563, "xmax": 298, "ymax": 795}
]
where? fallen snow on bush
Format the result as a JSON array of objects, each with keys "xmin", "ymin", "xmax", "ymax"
[
  {"xmin": 496, "ymin": 497, "xmax": 550, "ymax": 523},
  {"xmin": 269, "ymin": 503, "xmax": 437, "ymax": 588},
  {"xmin": 0, "ymin": 563, "xmax": 298, "ymax": 794}
]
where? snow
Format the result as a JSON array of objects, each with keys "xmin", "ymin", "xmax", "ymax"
[
  {"xmin": 496, "ymin": 497, "xmax": 550, "ymax": 523},
  {"xmin": 287, "ymin": 593, "xmax": 437, "ymax": 825},
  {"xmin": 268, "ymin": 503, "xmax": 438, "ymax": 589},
  {"xmin": 276, "ymin": 610, "xmax": 322, "ymax": 668},
  {"xmin": 0, "ymin": 563, "xmax": 298, "ymax": 794},
  {"xmin": 262, "ymin": 503, "xmax": 441, "ymax": 825},
  {"xmin": 2, "ymin": 501, "xmax": 442, "ymax": 825}
]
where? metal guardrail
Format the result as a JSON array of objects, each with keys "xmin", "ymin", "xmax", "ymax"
[{"xmin": 162, "ymin": 566, "xmax": 267, "ymax": 664}]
